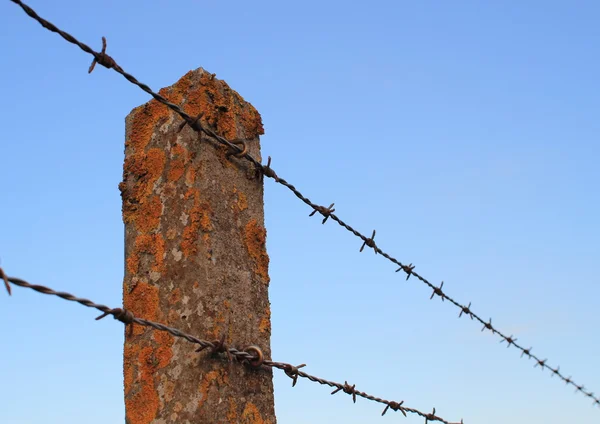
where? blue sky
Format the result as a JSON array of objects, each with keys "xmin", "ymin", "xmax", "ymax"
[{"xmin": 1, "ymin": 1, "xmax": 599, "ymax": 423}]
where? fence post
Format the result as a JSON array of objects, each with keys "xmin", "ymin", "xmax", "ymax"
[{"xmin": 120, "ymin": 68, "xmax": 276, "ymax": 423}]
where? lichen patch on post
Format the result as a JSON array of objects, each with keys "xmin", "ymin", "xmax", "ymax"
[
  {"xmin": 241, "ymin": 402, "xmax": 268, "ymax": 424},
  {"xmin": 180, "ymin": 194, "xmax": 213, "ymax": 258},
  {"xmin": 124, "ymin": 280, "xmax": 160, "ymax": 322},
  {"xmin": 197, "ymin": 370, "xmax": 228, "ymax": 410},
  {"xmin": 244, "ymin": 219, "xmax": 270, "ymax": 283}
]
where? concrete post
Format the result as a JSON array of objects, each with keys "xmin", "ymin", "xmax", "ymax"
[{"xmin": 120, "ymin": 68, "xmax": 275, "ymax": 424}]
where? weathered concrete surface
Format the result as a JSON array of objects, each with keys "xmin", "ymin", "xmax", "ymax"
[{"xmin": 120, "ymin": 68, "xmax": 275, "ymax": 424}]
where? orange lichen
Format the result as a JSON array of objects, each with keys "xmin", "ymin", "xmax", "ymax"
[
  {"xmin": 124, "ymin": 341, "xmax": 141, "ymax": 396},
  {"xmin": 153, "ymin": 330, "xmax": 174, "ymax": 348},
  {"xmin": 127, "ymin": 234, "xmax": 165, "ymax": 275},
  {"xmin": 154, "ymin": 345, "xmax": 173, "ymax": 369},
  {"xmin": 185, "ymin": 166, "xmax": 197, "ymax": 186},
  {"xmin": 170, "ymin": 142, "xmax": 187, "ymax": 158},
  {"xmin": 125, "ymin": 346, "xmax": 160, "ymax": 424},
  {"xmin": 135, "ymin": 195, "xmax": 162, "ymax": 233},
  {"xmin": 123, "ymin": 281, "xmax": 159, "ymax": 336},
  {"xmin": 125, "ymin": 382, "xmax": 159, "ymax": 424},
  {"xmin": 183, "ymin": 189, "xmax": 194, "ymax": 200},
  {"xmin": 195, "ymin": 72, "xmax": 264, "ymax": 140},
  {"xmin": 181, "ymin": 200, "xmax": 213, "ymax": 258},
  {"xmin": 233, "ymin": 188, "xmax": 248, "ymax": 211},
  {"xmin": 197, "ymin": 370, "xmax": 228, "ymax": 410},
  {"xmin": 151, "ymin": 331, "xmax": 174, "ymax": 369},
  {"xmin": 127, "ymin": 101, "xmax": 170, "ymax": 154},
  {"xmin": 126, "ymin": 255, "xmax": 139, "ymax": 275},
  {"xmin": 122, "ymin": 148, "xmax": 166, "ymax": 225},
  {"xmin": 167, "ymin": 158, "xmax": 185, "ymax": 182},
  {"xmin": 158, "ymin": 70, "xmax": 194, "ymax": 107},
  {"xmin": 144, "ymin": 148, "xmax": 167, "ymax": 190},
  {"xmin": 258, "ymin": 317, "xmax": 270, "ymax": 333},
  {"xmin": 241, "ymin": 402, "xmax": 266, "ymax": 424},
  {"xmin": 227, "ymin": 399, "xmax": 239, "ymax": 423},
  {"xmin": 244, "ymin": 219, "xmax": 270, "ymax": 283}
]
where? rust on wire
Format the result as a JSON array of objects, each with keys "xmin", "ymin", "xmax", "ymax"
[
  {"xmin": 396, "ymin": 263, "xmax": 415, "ymax": 280},
  {"xmin": 425, "ymin": 407, "xmax": 437, "ymax": 424},
  {"xmin": 481, "ymin": 318, "xmax": 493, "ymax": 333},
  {"xmin": 382, "ymin": 400, "xmax": 407, "ymax": 417},
  {"xmin": 359, "ymin": 229, "xmax": 377, "ymax": 254},
  {"xmin": 95, "ymin": 307, "xmax": 134, "ymax": 325},
  {"xmin": 227, "ymin": 139, "xmax": 248, "ymax": 158},
  {"xmin": 88, "ymin": 36, "xmax": 115, "ymax": 73},
  {"xmin": 430, "ymin": 281, "xmax": 445, "ymax": 301},
  {"xmin": 261, "ymin": 156, "xmax": 279, "ymax": 182},
  {"xmin": 309, "ymin": 202, "xmax": 335, "ymax": 224},
  {"xmin": 177, "ymin": 111, "xmax": 204, "ymax": 133},
  {"xmin": 501, "ymin": 335, "xmax": 517, "ymax": 348},
  {"xmin": 331, "ymin": 381, "xmax": 357, "ymax": 404},
  {"xmin": 8, "ymin": 0, "xmax": 600, "ymax": 409},
  {"xmin": 458, "ymin": 302, "xmax": 473, "ymax": 320},
  {"xmin": 283, "ymin": 363, "xmax": 306, "ymax": 387},
  {"xmin": 243, "ymin": 346, "xmax": 265, "ymax": 368},
  {"xmin": 3, "ymin": 271, "xmax": 462, "ymax": 424}
]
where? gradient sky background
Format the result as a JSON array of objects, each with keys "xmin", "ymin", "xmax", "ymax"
[{"xmin": 1, "ymin": 1, "xmax": 599, "ymax": 423}]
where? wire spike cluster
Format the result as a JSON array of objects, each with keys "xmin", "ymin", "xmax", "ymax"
[
  {"xmin": 8, "ymin": 0, "xmax": 600, "ymax": 410},
  {"xmin": 2, "ymin": 270, "xmax": 462, "ymax": 424}
]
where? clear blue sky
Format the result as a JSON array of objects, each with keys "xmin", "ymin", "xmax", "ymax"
[{"xmin": 1, "ymin": 1, "xmax": 599, "ymax": 423}]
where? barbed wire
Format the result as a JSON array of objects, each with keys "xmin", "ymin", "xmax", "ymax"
[
  {"xmin": 7, "ymin": 0, "xmax": 599, "ymax": 409},
  {"xmin": 1, "ymin": 268, "xmax": 462, "ymax": 424}
]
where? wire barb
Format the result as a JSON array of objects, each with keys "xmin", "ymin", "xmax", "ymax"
[
  {"xmin": 309, "ymin": 202, "xmax": 335, "ymax": 224},
  {"xmin": 331, "ymin": 381, "xmax": 357, "ymax": 403},
  {"xmin": 481, "ymin": 318, "xmax": 493, "ymax": 333},
  {"xmin": 521, "ymin": 347, "xmax": 533, "ymax": 359},
  {"xmin": 382, "ymin": 400, "xmax": 407, "ymax": 417},
  {"xmin": 425, "ymin": 407, "xmax": 437, "ymax": 423},
  {"xmin": 261, "ymin": 156, "xmax": 279, "ymax": 182},
  {"xmin": 88, "ymin": 36, "xmax": 116, "ymax": 73},
  {"xmin": 95, "ymin": 307, "xmax": 134, "ymax": 325},
  {"xmin": 359, "ymin": 230, "xmax": 377, "ymax": 254},
  {"xmin": 430, "ymin": 281, "xmax": 445, "ymax": 301},
  {"xmin": 283, "ymin": 363, "xmax": 306, "ymax": 387},
  {"xmin": 177, "ymin": 111, "xmax": 204, "ymax": 133},
  {"xmin": 501, "ymin": 335, "xmax": 517, "ymax": 348},
  {"xmin": 458, "ymin": 302, "xmax": 473, "ymax": 320}
]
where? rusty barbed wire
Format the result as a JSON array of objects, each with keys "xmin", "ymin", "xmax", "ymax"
[
  {"xmin": 1, "ymin": 268, "xmax": 462, "ymax": 424},
  {"xmin": 8, "ymin": 0, "xmax": 599, "ymax": 408}
]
